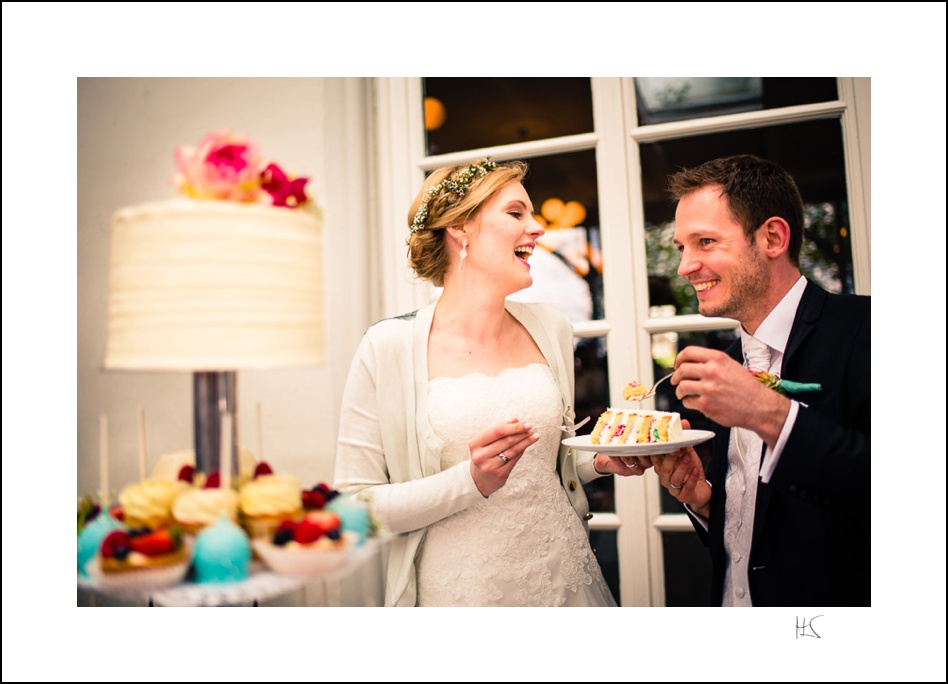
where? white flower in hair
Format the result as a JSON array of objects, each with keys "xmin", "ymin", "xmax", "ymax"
[{"xmin": 408, "ymin": 157, "xmax": 498, "ymax": 238}]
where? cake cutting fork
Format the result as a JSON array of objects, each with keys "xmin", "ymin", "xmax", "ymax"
[{"xmin": 534, "ymin": 416, "xmax": 591, "ymax": 433}]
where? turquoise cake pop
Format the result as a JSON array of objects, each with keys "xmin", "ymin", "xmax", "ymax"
[
  {"xmin": 192, "ymin": 513, "xmax": 251, "ymax": 583},
  {"xmin": 77, "ymin": 510, "xmax": 123, "ymax": 576},
  {"xmin": 326, "ymin": 493, "xmax": 371, "ymax": 546}
]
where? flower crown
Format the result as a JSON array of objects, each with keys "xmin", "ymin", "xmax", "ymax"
[{"xmin": 409, "ymin": 157, "xmax": 498, "ymax": 236}]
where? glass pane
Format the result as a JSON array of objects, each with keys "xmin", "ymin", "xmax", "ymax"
[
  {"xmin": 641, "ymin": 118, "xmax": 854, "ymax": 315},
  {"xmin": 589, "ymin": 528, "xmax": 620, "ymax": 605},
  {"xmin": 509, "ymin": 149, "xmax": 603, "ymax": 322},
  {"xmin": 651, "ymin": 328, "xmax": 738, "ymax": 515},
  {"xmin": 661, "ymin": 531, "xmax": 713, "ymax": 606},
  {"xmin": 635, "ymin": 77, "xmax": 838, "ymax": 126},
  {"xmin": 422, "ymin": 77, "xmax": 594, "ymax": 155}
]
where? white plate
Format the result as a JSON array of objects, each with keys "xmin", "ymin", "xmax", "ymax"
[
  {"xmin": 85, "ymin": 555, "xmax": 191, "ymax": 592},
  {"xmin": 562, "ymin": 429, "xmax": 715, "ymax": 456},
  {"xmin": 252, "ymin": 532, "xmax": 357, "ymax": 577}
]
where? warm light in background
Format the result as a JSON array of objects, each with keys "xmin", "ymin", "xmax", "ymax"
[
  {"xmin": 535, "ymin": 197, "xmax": 586, "ymax": 229},
  {"xmin": 424, "ymin": 97, "xmax": 446, "ymax": 131},
  {"xmin": 531, "ymin": 197, "xmax": 596, "ymax": 277}
]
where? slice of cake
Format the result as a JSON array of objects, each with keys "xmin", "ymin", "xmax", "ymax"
[{"xmin": 590, "ymin": 409, "xmax": 684, "ymax": 445}]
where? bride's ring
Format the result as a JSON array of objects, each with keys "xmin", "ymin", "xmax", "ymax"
[{"xmin": 498, "ymin": 452, "xmax": 510, "ymax": 464}]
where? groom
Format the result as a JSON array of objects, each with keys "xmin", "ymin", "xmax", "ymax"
[{"xmin": 649, "ymin": 155, "xmax": 870, "ymax": 607}]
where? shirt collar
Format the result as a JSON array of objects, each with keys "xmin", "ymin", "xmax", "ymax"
[{"xmin": 741, "ymin": 275, "xmax": 807, "ymax": 355}]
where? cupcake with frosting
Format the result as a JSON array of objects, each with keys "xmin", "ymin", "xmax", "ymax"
[
  {"xmin": 238, "ymin": 471, "xmax": 302, "ymax": 539},
  {"xmin": 172, "ymin": 486, "xmax": 240, "ymax": 536},
  {"xmin": 118, "ymin": 478, "xmax": 191, "ymax": 529}
]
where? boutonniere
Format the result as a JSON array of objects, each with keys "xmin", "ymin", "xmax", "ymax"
[{"xmin": 749, "ymin": 370, "xmax": 822, "ymax": 395}]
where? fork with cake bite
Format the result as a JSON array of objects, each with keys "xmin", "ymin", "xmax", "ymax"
[{"xmin": 623, "ymin": 372, "xmax": 675, "ymax": 401}]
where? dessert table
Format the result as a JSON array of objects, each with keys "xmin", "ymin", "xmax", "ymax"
[{"xmin": 77, "ymin": 536, "xmax": 389, "ymax": 607}]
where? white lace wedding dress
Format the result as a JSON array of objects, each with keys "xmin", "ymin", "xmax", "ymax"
[{"xmin": 417, "ymin": 364, "xmax": 616, "ymax": 607}]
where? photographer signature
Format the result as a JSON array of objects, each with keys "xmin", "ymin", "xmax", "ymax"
[{"xmin": 796, "ymin": 615, "xmax": 822, "ymax": 639}]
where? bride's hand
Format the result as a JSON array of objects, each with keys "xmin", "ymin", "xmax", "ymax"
[{"xmin": 469, "ymin": 419, "xmax": 538, "ymax": 497}]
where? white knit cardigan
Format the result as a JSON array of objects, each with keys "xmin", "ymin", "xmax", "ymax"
[{"xmin": 333, "ymin": 299, "xmax": 603, "ymax": 606}]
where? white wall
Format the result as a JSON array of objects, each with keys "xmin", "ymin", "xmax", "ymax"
[{"xmin": 77, "ymin": 78, "xmax": 374, "ymax": 496}]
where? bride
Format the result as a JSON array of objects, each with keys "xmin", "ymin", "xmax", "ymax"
[{"xmin": 334, "ymin": 159, "xmax": 635, "ymax": 606}]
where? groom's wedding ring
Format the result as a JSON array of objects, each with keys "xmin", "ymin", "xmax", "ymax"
[
  {"xmin": 670, "ymin": 480, "xmax": 684, "ymax": 490},
  {"xmin": 498, "ymin": 452, "xmax": 510, "ymax": 464}
]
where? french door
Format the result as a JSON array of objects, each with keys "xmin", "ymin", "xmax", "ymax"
[{"xmin": 374, "ymin": 77, "xmax": 870, "ymax": 606}]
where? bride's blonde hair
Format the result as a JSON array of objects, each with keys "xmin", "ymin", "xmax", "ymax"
[{"xmin": 406, "ymin": 159, "xmax": 528, "ymax": 286}]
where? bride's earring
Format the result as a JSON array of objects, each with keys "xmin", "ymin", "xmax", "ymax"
[{"xmin": 458, "ymin": 237, "xmax": 468, "ymax": 273}]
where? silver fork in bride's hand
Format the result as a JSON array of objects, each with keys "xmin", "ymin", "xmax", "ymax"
[{"xmin": 534, "ymin": 416, "xmax": 591, "ymax": 433}]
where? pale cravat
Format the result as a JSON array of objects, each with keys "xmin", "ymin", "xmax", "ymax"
[
  {"xmin": 743, "ymin": 337, "xmax": 772, "ymax": 374},
  {"xmin": 722, "ymin": 335, "xmax": 772, "ymax": 606}
]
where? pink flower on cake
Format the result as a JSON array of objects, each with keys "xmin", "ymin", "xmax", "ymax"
[
  {"xmin": 174, "ymin": 129, "xmax": 263, "ymax": 202},
  {"xmin": 173, "ymin": 128, "xmax": 311, "ymax": 209},
  {"xmin": 261, "ymin": 163, "xmax": 309, "ymax": 208}
]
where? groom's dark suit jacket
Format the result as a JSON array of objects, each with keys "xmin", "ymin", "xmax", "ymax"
[{"xmin": 694, "ymin": 280, "xmax": 871, "ymax": 607}]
